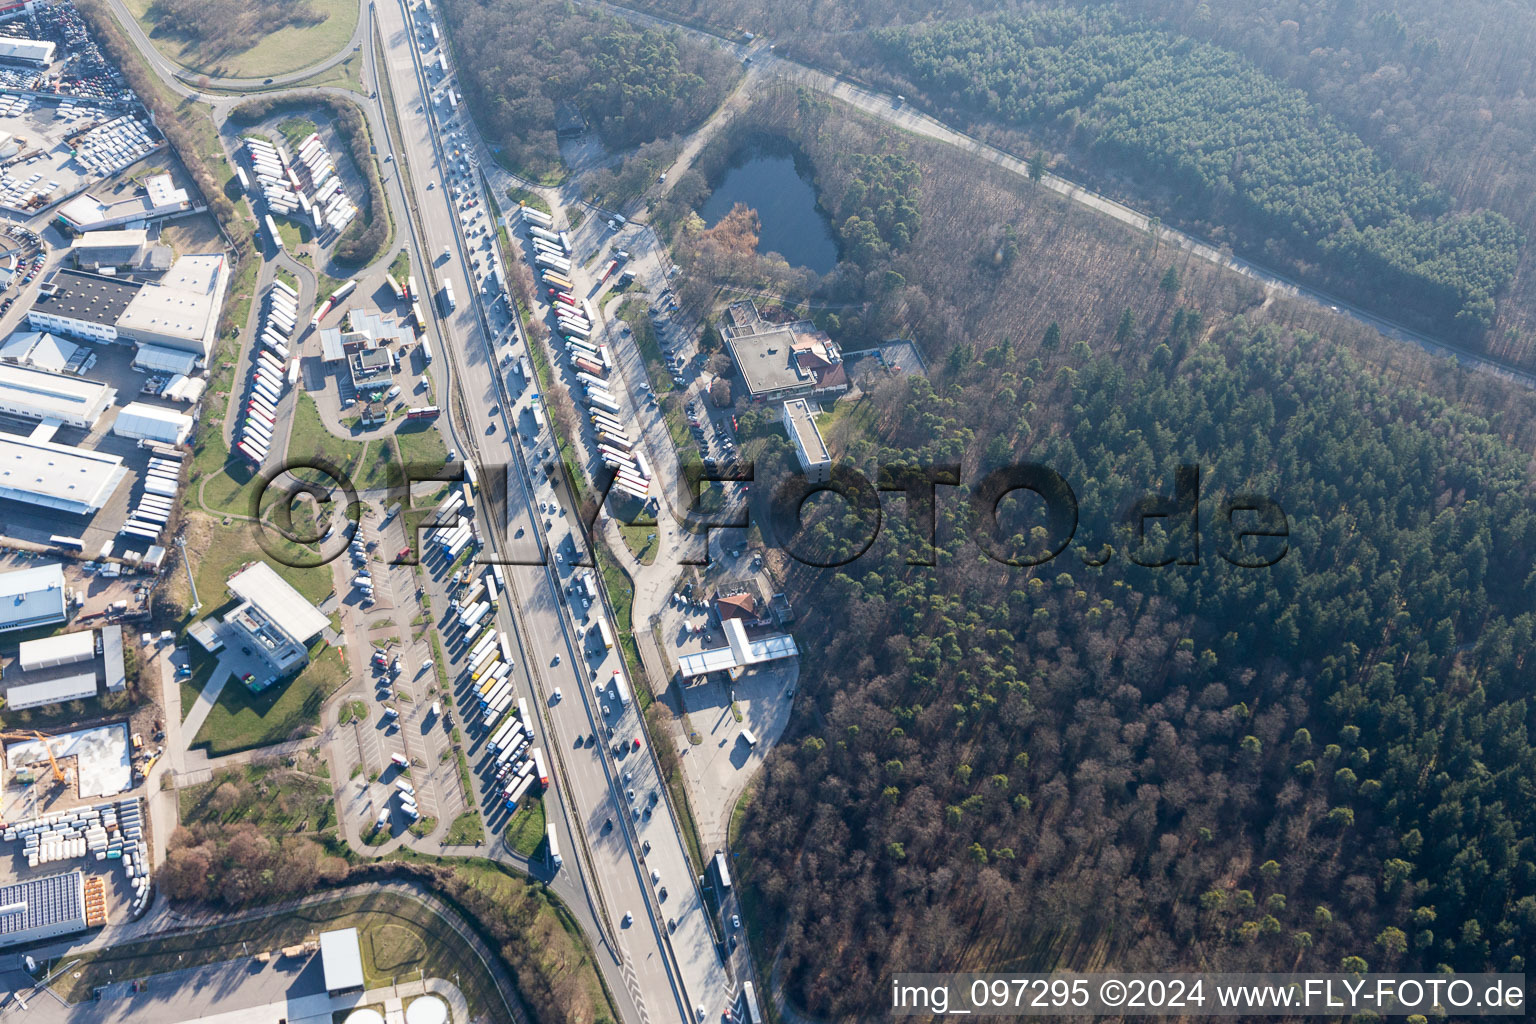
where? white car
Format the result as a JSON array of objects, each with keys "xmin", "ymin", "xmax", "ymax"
[{"xmin": 651, "ymin": 869, "xmax": 660, "ymax": 884}]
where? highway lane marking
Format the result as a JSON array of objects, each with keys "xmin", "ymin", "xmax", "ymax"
[{"xmin": 619, "ymin": 947, "xmax": 652, "ymax": 1024}]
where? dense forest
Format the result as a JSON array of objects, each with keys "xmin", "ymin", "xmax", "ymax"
[
  {"xmin": 740, "ymin": 324, "xmax": 1536, "ymax": 1016},
  {"xmin": 439, "ymin": 0, "xmax": 739, "ymax": 178},
  {"xmin": 877, "ymin": 9, "xmax": 1519, "ymax": 337},
  {"xmin": 617, "ymin": 0, "xmax": 1536, "ymax": 365},
  {"xmin": 654, "ymin": 87, "xmax": 1536, "ymax": 1020}
]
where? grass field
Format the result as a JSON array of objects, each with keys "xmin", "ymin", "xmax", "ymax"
[
  {"xmin": 123, "ymin": 0, "xmax": 360, "ymax": 80},
  {"xmin": 619, "ymin": 524, "xmax": 659, "ymax": 564},
  {"xmin": 190, "ymin": 637, "xmax": 348, "ymax": 757},
  {"xmin": 275, "ymin": 214, "xmax": 310, "ymax": 250},
  {"xmin": 54, "ymin": 890, "xmax": 513, "ymax": 1017},
  {"xmin": 180, "ymin": 758, "xmax": 337, "ymax": 836},
  {"xmin": 277, "ymin": 49, "xmax": 364, "ymax": 94},
  {"xmin": 389, "ymin": 248, "xmax": 411, "ymax": 281},
  {"xmin": 277, "ymin": 116, "xmax": 317, "ymax": 149},
  {"xmin": 289, "ymin": 392, "xmax": 367, "ymax": 481},
  {"xmin": 446, "ymin": 810, "xmax": 485, "ymax": 845},
  {"xmin": 505, "ymin": 186, "xmax": 551, "ymax": 215},
  {"xmin": 504, "ymin": 798, "xmax": 547, "ymax": 857},
  {"xmin": 181, "ymin": 508, "xmax": 333, "ymax": 620}
]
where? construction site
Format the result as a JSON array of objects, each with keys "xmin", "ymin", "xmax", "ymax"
[{"xmin": 0, "ymin": 727, "xmax": 149, "ymax": 948}]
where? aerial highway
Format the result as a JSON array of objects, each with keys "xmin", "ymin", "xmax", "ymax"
[{"xmin": 373, "ymin": 1, "xmax": 729, "ymax": 1020}]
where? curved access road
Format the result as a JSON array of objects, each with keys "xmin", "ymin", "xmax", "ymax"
[{"xmin": 99, "ymin": 0, "xmax": 369, "ymax": 92}]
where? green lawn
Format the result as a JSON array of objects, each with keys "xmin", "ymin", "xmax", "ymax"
[
  {"xmin": 389, "ymin": 248, "xmax": 411, "ymax": 282},
  {"xmin": 280, "ymin": 49, "xmax": 364, "ymax": 94},
  {"xmin": 619, "ymin": 524, "xmax": 659, "ymax": 565},
  {"xmin": 288, "ymin": 392, "xmax": 367, "ymax": 481},
  {"xmin": 275, "ymin": 214, "xmax": 310, "ymax": 250},
  {"xmin": 186, "ymin": 510, "xmax": 333, "ymax": 625},
  {"xmin": 505, "ymin": 186, "xmax": 551, "ymax": 215},
  {"xmin": 190, "ymin": 637, "xmax": 348, "ymax": 757},
  {"xmin": 123, "ymin": 0, "xmax": 361, "ymax": 79},
  {"xmin": 446, "ymin": 810, "xmax": 485, "ymax": 845},
  {"xmin": 504, "ymin": 798, "xmax": 547, "ymax": 857},
  {"xmin": 594, "ymin": 543, "xmax": 633, "ymax": 633},
  {"xmin": 275, "ymin": 266, "xmax": 299, "ymax": 292},
  {"xmin": 394, "ymin": 420, "xmax": 447, "ymax": 466},
  {"xmin": 277, "ymin": 117, "xmax": 318, "ymax": 149}
]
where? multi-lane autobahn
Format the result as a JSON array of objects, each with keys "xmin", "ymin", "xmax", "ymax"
[{"xmin": 372, "ymin": 2, "xmax": 730, "ymax": 1021}]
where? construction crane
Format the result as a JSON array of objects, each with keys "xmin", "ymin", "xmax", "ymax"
[{"xmin": 0, "ymin": 730, "xmax": 65, "ymax": 784}]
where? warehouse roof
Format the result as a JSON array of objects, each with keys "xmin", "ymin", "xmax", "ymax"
[
  {"xmin": 132, "ymin": 344, "xmax": 199, "ymax": 375},
  {"xmin": 34, "ymin": 269, "xmax": 141, "ymax": 327},
  {"xmin": 0, "ymin": 330, "xmax": 81, "ymax": 373},
  {"xmin": 112, "ymin": 402, "xmax": 193, "ymax": 445},
  {"xmin": 0, "ymin": 563, "xmax": 66, "ymax": 632},
  {"xmin": 0, "ymin": 872, "xmax": 85, "ymax": 946},
  {"xmin": 320, "ymin": 927, "xmax": 365, "ymax": 992},
  {"xmin": 18, "ymin": 629, "xmax": 94, "ymax": 671},
  {"xmin": 116, "ymin": 255, "xmax": 226, "ymax": 350},
  {"xmin": 227, "ymin": 561, "xmax": 329, "ymax": 644},
  {"xmin": 0, "ymin": 433, "xmax": 128, "ymax": 514},
  {"xmin": 0, "ymin": 39, "xmax": 56, "ymax": 65},
  {"xmin": 5, "ymin": 670, "xmax": 97, "ymax": 710},
  {"xmin": 101, "ymin": 624, "xmax": 125, "ymax": 692},
  {"xmin": 0, "ymin": 362, "xmax": 114, "ymax": 422},
  {"xmin": 73, "ymin": 228, "xmax": 149, "ymax": 252}
]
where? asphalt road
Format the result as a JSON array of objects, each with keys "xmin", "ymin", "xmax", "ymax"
[
  {"xmin": 87, "ymin": 7, "xmax": 656, "ymax": 1023},
  {"xmin": 102, "ymin": 0, "xmax": 370, "ymax": 91},
  {"xmin": 373, "ymin": 2, "xmax": 723, "ymax": 1021}
]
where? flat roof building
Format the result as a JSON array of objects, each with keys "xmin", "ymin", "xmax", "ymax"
[
  {"xmin": 678, "ymin": 617, "xmax": 798, "ymax": 681},
  {"xmin": 57, "ymin": 173, "xmax": 191, "ymax": 232},
  {"xmin": 0, "ymin": 432, "xmax": 127, "ymax": 514},
  {"xmin": 0, "ymin": 38, "xmax": 56, "ymax": 67},
  {"xmin": 782, "ymin": 398, "xmax": 831, "ymax": 483},
  {"xmin": 5, "ymin": 670, "xmax": 97, "ymax": 710},
  {"xmin": 72, "ymin": 228, "xmax": 148, "ymax": 270},
  {"xmin": 0, "ymin": 362, "xmax": 116, "ymax": 429},
  {"xmin": 319, "ymin": 327, "xmax": 345, "ymax": 363},
  {"xmin": 6, "ymin": 626, "xmax": 124, "ymax": 708},
  {"xmin": 112, "ymin": 401, "xmax": 193, "ymax": 445},
  {"xmin": 18, "ymin": 629, "xmax": 95, "ymax": 671},
  {"xmin": 224, "ymin": 562, "xmax": 329, "ymax": 675},
  {"xmin": 102, "ymin": 624, "xmax": 125, "ymax": 693},
  {"xmin": 0, "ymin": 872, "xmax": 87, "ymax": 949},
  {"xmin": 723, "ymin": 301, "xmax": 849, "ymax": 405},
  {"xmin": 115, "ymin": 253, "xmax": 229, "ymax": 360},
  {"xmin": 320, "ymin": 927, "xmax": 365, "ymax": 995},
  {"xmin": 0, "ymin": 563, "xmax": 67, "ymax": 634},
  {"xmin": 26, "ymin": 269, "xmax": 141, "ymax": 344},
  {"xmin": 350, "ymin": 347, "xmax": 393, "ymax": 391}
]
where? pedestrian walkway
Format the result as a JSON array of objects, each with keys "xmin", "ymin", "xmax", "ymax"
[{"xmin": 178, "ymin": 668, "xmax": 229, "ymax": 748}]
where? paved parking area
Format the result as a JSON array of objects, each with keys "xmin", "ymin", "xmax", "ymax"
[{"xmin": 333, "ymin": 509, "xmax": 464, "ymax": 843}]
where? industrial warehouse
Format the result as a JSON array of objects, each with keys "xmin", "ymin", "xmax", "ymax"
[
  {"xmin": 27, "ymin": 252, "xmax": 229, "ymax": 363},
  {"xmin": 2, "ymin": 624, "xmax": 126, "ymax": 711}
]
